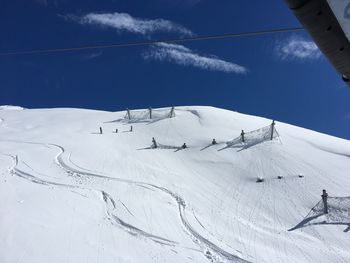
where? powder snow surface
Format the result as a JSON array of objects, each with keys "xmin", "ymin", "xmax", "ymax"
[{"xmin": 0, "ymin": 106, "xmax": 349, "ymax": 263}]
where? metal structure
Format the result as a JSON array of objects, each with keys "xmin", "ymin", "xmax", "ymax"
[{"xmin": 285, "ymin": 0, "xmax": 350, "ymax": 85}]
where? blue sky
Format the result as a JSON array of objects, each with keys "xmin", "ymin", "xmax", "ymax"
[{"xmin": 1, "ymin": 0, "xmax": 349, "ymax": 139}]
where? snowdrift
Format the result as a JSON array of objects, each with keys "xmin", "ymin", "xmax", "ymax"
[{"xmin": 0, "ymin": 106, "xmax": 349, "ymax": 263}]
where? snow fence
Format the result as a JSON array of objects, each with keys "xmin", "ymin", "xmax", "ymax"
[
  {"xmin": 226, "ymin": 123, "xmax": 279, "ymax": 149},
  {"xmin": 311, "ymin": 196, "xmax": 350, "ymax": 224},
  {"xmin": 125, "ymin": 107, "xmax": 175, "ymax": 121}
]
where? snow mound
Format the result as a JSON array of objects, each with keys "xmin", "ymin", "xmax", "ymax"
[{"xmin": 0, "ymin": 105, "xmax": 25, "ymax": 110}]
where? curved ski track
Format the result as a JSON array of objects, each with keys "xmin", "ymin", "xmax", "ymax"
[{"xmin": 3, "ymin": 140, "xmax": 249, "ymax": 263}]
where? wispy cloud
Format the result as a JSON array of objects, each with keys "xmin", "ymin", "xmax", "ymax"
[
  {"xmin": 275, "ymin": 35, "xmax": 321, "ymax": 60},
  {"xmin": 143, "ymin": 43, "xmax": 247, "ymax": 74},
  {"xmin": 64, "ymin": 12, "xmax": 193, "ymax": 36},
  {"xmin": 84, "ymin": 50, "xmax": 103, "ymax": 60}
]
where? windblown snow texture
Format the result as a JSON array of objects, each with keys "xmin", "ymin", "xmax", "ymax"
[{"xmin": 0, "ymin": 106, "xmax": 349, "ymax": 263}]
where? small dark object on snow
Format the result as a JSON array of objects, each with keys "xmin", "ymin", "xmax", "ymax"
[
  {"xmin": 212, "ymin": 139, "xmax": 217, "ymax": 145},
  {"xmin": 205, "ymin": 250, "xmax": 212, "ymax": 259},
  {"xmin": 152, "ymin": 137, "xmax": 157, "ymax": 148},
  {"xmin": 130, "ymin": 125, "xmax": 133, "ymax": 132},
  {"xmin": 99, "ymin": 127, "xmax": 103, "ymax": 134},
  {"xmin": 182, "ymin": 143, "xmax": 187, "ymax": 149},
  {"xmin": 115, "ymin": 128, "xmax": 118, "ymax": 133},
  {"xmin": 277, "ymin": 175, "xmax": 283, "ymax": 179},
  {"xmin": 298, "ymin": 174, "xmax": 304, "ymax": 178},
  {"xmin": 256, "ymin": 177, "xmax": 264, "ymax": 183},
  {"xmin": 241, "ymin": 130, "xmax": 245, "ymax": 143}
]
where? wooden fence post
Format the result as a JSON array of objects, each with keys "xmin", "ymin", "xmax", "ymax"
[
  {"xmin": 270, "ymin": 120, "xmax": 275, "ymax": 140},
  {"xmin": 152, "ymin": 137, "xmax": 157, "ymax": 148},
  {"xmin": 127, "ymin": 108, "xmax": 131, "ymax": 120},
  {"xmin": 241, "ymin": 130, "xmax": 245, "ymax": 143},
  {"xmin": 322, "ymin": 189, "xmax": 329, "ymax": 214},
  {"xmin": 169, "ymin": 106, "xmax": 175, "ymax": 118}
]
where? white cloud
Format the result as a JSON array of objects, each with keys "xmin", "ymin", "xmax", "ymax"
[
  {"xmin": 143, "ymin": 43, "xmax": 247, "ymax": 74},
  {"xmin": 84, "ymin": 50, "xmax": 103, "ymax": 60},
  {"xmin": 66, "ymin": 12, "xmax": 193, "ymax": 36},
  {"xmin": 275, "ymin": 36, "xmax": 321, "ymax": 60}
]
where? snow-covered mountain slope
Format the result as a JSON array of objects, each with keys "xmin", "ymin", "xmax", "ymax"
[{"xmin": 0, "ymin": 106, "xmax": 349, "ymax": 263}]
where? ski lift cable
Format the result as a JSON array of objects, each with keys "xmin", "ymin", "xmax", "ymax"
[{"xmin": 0, "ymin": 27, "xmax": 304, "ymax": 56}]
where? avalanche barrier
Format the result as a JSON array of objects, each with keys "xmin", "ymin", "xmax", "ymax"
[
  {"xmin": 289, "ymin": 195, "xmax": 350, "ymax": 232},
  {"xmin": 221, "ymin": 122, "xmax": 279, "ymax": 150},
  {"xmin": 125, "ymin": 107, "xmax": 175, "ymax": 122}
]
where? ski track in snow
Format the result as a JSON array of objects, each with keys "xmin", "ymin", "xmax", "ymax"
[
  {"xmin": 7, "ymin": 148, "xmax": 177, "ymax": 248},
  {"xmin": 54, "ymin": 144, "xmax": 249, "ymax": 263},
  {"xmin": 101, "ymin": 190, "xmax": 176, "ymax": 246},
  {"xmin": 3, "ymin": 140, "xmax": 249, "ymax": 263},
  {"xmin": 0, "ymin": 153, "xmax": 18, "ymax": 175}
]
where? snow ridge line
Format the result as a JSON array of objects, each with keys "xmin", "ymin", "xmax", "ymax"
[{"xmin": 51, "ymin": 143, "xmax": 250, "ymax": 263}]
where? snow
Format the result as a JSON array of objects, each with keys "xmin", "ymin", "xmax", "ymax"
[
  {"xmin": 0, "ymin": 106, "xmax": 350, "ymax": 263},
  {"xmin": 0, "ymin": 105, "xmax": 26, "ymax": 110}
]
